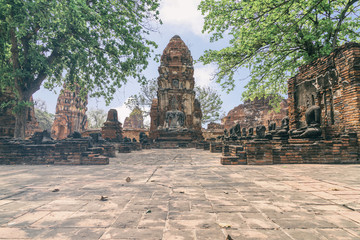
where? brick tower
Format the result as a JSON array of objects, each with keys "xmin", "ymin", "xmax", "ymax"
[
  {"xmin": 149, "ymin": 35, "xmax": 203, "ymax": 142},
  {"xmin": 51, "ymin": 85, "xmax": 88, "ymax": 140}
]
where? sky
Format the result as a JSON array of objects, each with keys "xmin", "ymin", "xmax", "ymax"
[{"xmin": 33, "ymin": 0, "xmax": 250, "ymax": 126}]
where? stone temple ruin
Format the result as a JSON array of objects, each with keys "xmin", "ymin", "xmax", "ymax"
[
  {"xmin": 1, "ymin": 39, "xmax": 359, "ymax": 166},
  {"xmin": 51, "ymin": 84, "xmax": 88, "ymax": 140},
  {"xmin": 0, "ymin": 84, "xmax": 115, "ymax": 165},
  {"xmin": 149, "ymin": 35, "xmax": 203, "ymax": 147},
  {"xmin": 123, "ymin": 107, "xmax": 144, "ymax": 129},
  {"xmin": 222, "ymin": 96, "xmax": 288, "ymax": 129},
  {"xmin": 101, "ymin": 109, "xmax": 123, "ymax": 142},
  {"xmin": 215, "ymin": 42, "xmax": 360, "ymax": 165}
]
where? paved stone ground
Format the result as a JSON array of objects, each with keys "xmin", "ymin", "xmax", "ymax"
[{"xmin": 1, "ymin": 149, "xmax": 360, "ymax": 239}]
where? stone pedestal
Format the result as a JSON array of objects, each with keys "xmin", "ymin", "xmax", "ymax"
[
  {"xmin": 210, "ymin": 142, "xmax": 223, "ymax": 153},
  {"xmin": 246, "ymin": 140, "xmax": 273, "ymax": 165},
  {"xmin": 101, "ymin": 109, "xmax": 122, "ymax": 142}
]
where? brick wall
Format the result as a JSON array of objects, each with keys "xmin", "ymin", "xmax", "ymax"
[
  {"xmin": 0, "ymin": 138, "xmax": 111, "ymax": 165},
  {"xmin": 288, "ymin": 42, "xmax": 360, "ymax": 138},
  {"xmin": 221, "ymin": 96, "xmax": 288, "ymax": 130},
  {"xmin": 122, "ymin": 129, "xmax": 149, "ymax": 142}
]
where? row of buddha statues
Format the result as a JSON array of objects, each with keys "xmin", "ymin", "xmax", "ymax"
[{"xmin": 220, "ymin": 105, "xmax": 322, "ymax": 141}]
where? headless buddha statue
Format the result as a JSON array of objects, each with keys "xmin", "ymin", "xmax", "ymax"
[
  {"xmin": 274, "ymin": 116, "xmax": 290, "ymax": 138},
  {"xmin": 255, "ymin": 125, "xmax": 266, "ymax": 139},
  {"xmin": 291, "ymin": 105, "xmax": 322, "ymax": 138},
  {"xmin": 229, "ymin": 122, "xmax": 241, "ymax": 140}
]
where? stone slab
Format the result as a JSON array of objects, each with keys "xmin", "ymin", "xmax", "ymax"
[{"xmin": 0, "ymin": 149, "xmax": 359, "ymax": 239}]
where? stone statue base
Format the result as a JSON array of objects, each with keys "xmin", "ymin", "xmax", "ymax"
[{"xmin": 155, "ymin": 129, "xmax": 198, "ymax": 142}]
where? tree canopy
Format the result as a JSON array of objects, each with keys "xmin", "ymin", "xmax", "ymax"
[
  {"xmin": 198, "ymin": 0, "xmax": 360, "ymax": 105},
  {"xmin": 0, "ymin": 0, "xmax": 160, "ymax": 138}
]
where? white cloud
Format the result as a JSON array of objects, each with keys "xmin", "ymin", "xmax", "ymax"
[
  {"xmin": 115, "ymin": 101, "xmax": 132, "ymax": 124},
  {"xmin": 194, "ymin": 64, "xmax": 217, "ymax": 88},
  {"xmin": 160, "ymin": 0, "xmax": 204, "ymax": 36}
]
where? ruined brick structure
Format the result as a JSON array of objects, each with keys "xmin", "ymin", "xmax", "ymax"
[
  {"xmin": 149, "ymin": 35, "xmax": 203, "ymax": 143},
  {"xmin": 216, "ymin": 42, "xmax": 360, "ymax": 165},
  {"xmin": 0, "ymin": 89, "xmax": 41, "ymax": 138},
  {"xmin": 222, "ymin": 96, "xmax": 288, "ymax": 130},
  {"xmin": 0, "ymin": 135, "xmax": 113, "ymax": 165},
  {"xmin": 51, "ymin": 85, "xmax": 88, "ymax": 140},
  {"xmin": 101, "ymin": 109, "xmax": 123, "ymax": 142},
  {"xmin": 123, "ymin": 107, "xmax": 144, "ymax": 129},
  {"xmin": 288, "ymin": 42, "xmax": 360, "ymax": 139},
  {"xmin": 122, "ymin": 129, "xmax": 149, "ymax": 142},
  {"xmin": 207, "ymin": 122, "xmax": 224, "ymax": 130},
  {"xmin": 201, "ymin": 122, "xmax": 224, "ymax": 141}
]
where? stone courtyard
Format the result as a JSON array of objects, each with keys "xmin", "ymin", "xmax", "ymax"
[{"xmin": 1, "ymin": 149, "xmax": 360, "ymax": 240}]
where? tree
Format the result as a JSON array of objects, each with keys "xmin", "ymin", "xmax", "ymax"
[
  {"xmin": 87, "ymin": 108, "xmax": 107, "ymax": 129},
  {"xmin": 195, "ymin": 86, "xmax": 224, "ymax": 125},
  {"xmin": 198, "ymin": 0, "xmax": 360, "ymax": 106},
  {"xmin": 125, "ymin": 78, "xmax": 158, "ymax": 117},
  {"xmin": 0, "ymin": 0, "xmax": 161, "ymax": 138},
  {"xmin": 34, "ymin": 99, "xmax": 54, "ymax": 132}
]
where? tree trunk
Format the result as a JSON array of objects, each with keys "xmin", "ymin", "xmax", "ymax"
[
  {"xmin": 14, "ymin": 105, "xmax": 27, "ymax": 139},
  {"xmin": 13, "ymin": 92, "xmax": 31, "ymax": 139}
]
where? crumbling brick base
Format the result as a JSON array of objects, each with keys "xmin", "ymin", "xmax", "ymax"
[{"xmin": 0, "ymin": 138, "xmax": 112, "ymax": 165}]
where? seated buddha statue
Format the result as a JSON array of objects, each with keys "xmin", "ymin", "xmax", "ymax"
[{"xmin": 291, "ymin": 105, "xmax": 322, "ymax": 138}]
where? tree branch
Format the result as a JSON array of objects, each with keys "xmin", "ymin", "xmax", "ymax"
[
  {"xmin": 332, "ymin": 0, "xmax": 359, "ymax": 48},
  {"xmin": 10, "ymin": 27, "xmax": 22, "ymax": 94},
  {"xmin": 31, "ymin": 36, "xmax": 66, "ymax": 95}
]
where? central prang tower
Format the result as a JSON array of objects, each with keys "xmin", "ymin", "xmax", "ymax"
[{"xmin": 149, "ymin": 35, "xmax": 203, "ymax": 142}]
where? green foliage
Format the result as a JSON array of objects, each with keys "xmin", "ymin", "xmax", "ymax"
[
  {"xmin": 195, "ymin": 86, "xmax": 224, "ymax": 125},
  {"xmin": 87, "ymin": 108, "xmax": 107, "ymax": 129},
  {"xmin": 0, "ymin": 0, "xmax": 161, "ymax": 98},
  {"xmin": 199, "ymin": 0, "xmax": 360, "ymax": 105},
  {"xmin": 0, "ymin": 0, "xmax": 160, "ymax": 137}
]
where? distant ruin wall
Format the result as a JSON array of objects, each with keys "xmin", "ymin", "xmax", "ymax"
[
  {"xmin": 221, "ymin": 96, "xmax": 288, "ymax": 130},
  {"xmin": 288, "ymin": 42, "xmax": 360, "ymax": 139},
  {"xmin": 123, "ymin": 107, "xmax": 144, "ymax": 129},
  {"xmin": 123, "ymin": 129, "xmax": 149, "ymax": 142},
  {"xmin": 202, "ymin": 129, "xmax": 223, "ymax": 141}
]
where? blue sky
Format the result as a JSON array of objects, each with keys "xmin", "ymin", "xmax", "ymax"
[{"xmin": 33, "ymin": 0, "xmax": 250, "ymax": 125}]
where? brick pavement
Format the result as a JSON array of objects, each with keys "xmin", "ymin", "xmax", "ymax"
[{"xmin": 0, "ymin": 149, "xmax": 360, "ymax": 239}]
